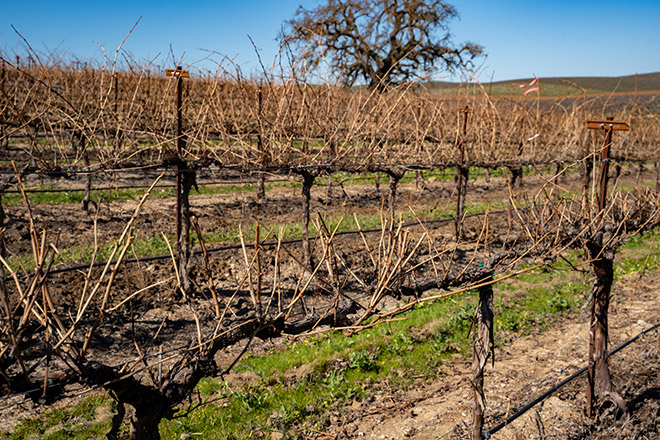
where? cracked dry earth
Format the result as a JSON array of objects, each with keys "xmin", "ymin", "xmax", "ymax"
[{"xmin": 326, "ymin": 271, "xmax": 660, "ymax": 440}]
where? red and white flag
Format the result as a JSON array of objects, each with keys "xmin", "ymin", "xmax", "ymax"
[{"xmin": 514, "ymin": 76, "xmax": 540, "ymax": 96}]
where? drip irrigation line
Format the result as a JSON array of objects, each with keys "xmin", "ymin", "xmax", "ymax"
[
  {"xmin": 44, "ymin": 209, "xmax": 506, "ymax": 277},
  {"xmin": 482, "ymin": 321, "xmax": 660, "ymax": 439},
  {"xmin": 0, "ymin": 383, "xmax": 64, "ymax": 412}
]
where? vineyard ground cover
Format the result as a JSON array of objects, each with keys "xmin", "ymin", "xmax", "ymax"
[{"xmin": 2, "ymin": 228, "xmax": 658, "ymax": 439}]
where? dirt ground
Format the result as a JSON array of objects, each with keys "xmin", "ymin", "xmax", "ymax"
[{"xmin": 325, "ymin": 270, "xmax": 660, "ymax": 440}]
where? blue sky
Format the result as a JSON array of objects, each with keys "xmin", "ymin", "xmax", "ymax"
[{"xmin": 2, "ymin": 0, "xmax": 659, "ymax": 82}]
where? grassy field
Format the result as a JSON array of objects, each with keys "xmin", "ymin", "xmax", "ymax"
[{"xmin": 425, "ymin": 71, "xmax": 660, "ymax": 97}]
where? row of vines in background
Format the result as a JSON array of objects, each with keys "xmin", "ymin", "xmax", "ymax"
[{"xmin": 1, "ymin": 56, "xmax": 660, "ymax": 172}]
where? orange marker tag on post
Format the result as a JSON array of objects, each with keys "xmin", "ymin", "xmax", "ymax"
[
  {"xmin": 166, "ymin": 68, "xmax": 189, "ymax": 78},
  {"xmin": 586, "ymin": 120, "xmax": 630, "ymax": 131}
]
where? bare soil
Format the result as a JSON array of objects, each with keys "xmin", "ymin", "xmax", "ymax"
[{"xmin": 325, "ymin": 271, "xmax": 660, "ymax": 440}]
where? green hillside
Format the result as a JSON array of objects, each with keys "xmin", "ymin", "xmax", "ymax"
[{"xmin": 425, "ymin": 72, "xmax": 660, "ymax": 97}]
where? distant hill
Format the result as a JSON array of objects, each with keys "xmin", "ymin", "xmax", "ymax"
[{"xmin": 425, "ymin": 72, "xmax": 660, "ymax": 97}]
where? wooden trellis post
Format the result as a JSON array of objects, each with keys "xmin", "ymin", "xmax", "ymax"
[
  {"xmin": 113, "ymin": 73, "xmax": 123, "ymax": 152},
  {"xmin": 256, "ymin": 84, "xmax": 266, "ymax": 202},
  {"xmin": 585, "ymin": 117, "xmax": 630, "ymax": 416},
  {"xmin": 586, "ymin": 118, "xmax": 629, "ymax": 221},
  {"xmin": 455, "ymin": 106, "xmax": 469, "ymax": 240},
  {"xmin": 0, "ymin": 60, "xmax": 6, "ymax": 149},
  {"xmin": 166, "ymin": 66, "xmax": 192, "ymax": 293}
]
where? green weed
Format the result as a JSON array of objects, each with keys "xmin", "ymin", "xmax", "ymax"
[{"xmin": 3, "ymin": 396, "xmax": 113, "ymax": 440}]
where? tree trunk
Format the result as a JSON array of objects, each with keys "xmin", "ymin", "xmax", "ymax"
[
  {"xmin": 634, "ymin": 163, "xmax": 644, "ymax": 185},
  {"xmin": 471, "ymin": 279, "xmax": 494, "ymax": 440},
  {"xmin": 114, "ymin": 127, "xmax": 124, "ymax": 157},
  {"xmin": 129, "ymin": 407, "xmax": 164, "ymax": 440},
  {"xmin": 106, "ymin": 399, "xmax": 125, "ymax": 440},
  {"xmin": 82, "ymin": 156, "xmax": 93, "ymax": 213},
  {"xmin": 554, "ymin": 162, "xmax": 563, "ymax": 184},
  {"xmin": 76, "ymin": 133, "xmax": 93, "ymax": 214},
  {"xmin": 117, "ymin": 387, "xmax": 168, "ymax": 440},
  {"xmin": 326, "ymin": 175, "xmax": 333, "ymax": 204}
]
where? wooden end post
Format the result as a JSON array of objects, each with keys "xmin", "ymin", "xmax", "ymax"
[
  {"xmin": 166, "ymin": 66, "xmax": 192, "ymax": 293},
  {"xmin": 585, "ymin": 116, "xmax": 629, "ymax": 416}
]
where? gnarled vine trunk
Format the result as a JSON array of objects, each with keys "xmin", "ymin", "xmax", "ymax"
[
  {"xmin": 177, "ymin": 167, "xmax": 195, "ymax": 294},
  {"xmin": 471, "ymin": 278, "xmax": 494, "ymax": 440},
  {"xmin": 585, "ymin": 243, "xmax": 627, "ymax": 415},
  {"xmin": 386, "ymin": 170, "xmax": 404, "ymax": 227},
  {"xmin": 300, "ymin": 170, "xmax": 316, "ymax": 268}
]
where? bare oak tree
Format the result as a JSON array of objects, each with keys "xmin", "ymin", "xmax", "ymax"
[{"xmin": 280, "ymin": 0, "xmax": 483, "ymax": 89}]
